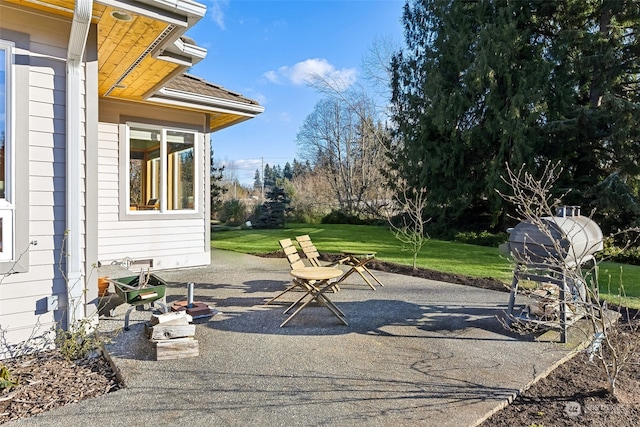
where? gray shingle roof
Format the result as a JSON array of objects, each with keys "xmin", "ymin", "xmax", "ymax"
[{"xmin": 164, "ymin": 73, "xmax": 260, "ymax": 106}]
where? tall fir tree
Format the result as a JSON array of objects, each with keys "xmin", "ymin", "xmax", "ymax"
[
  {"xmin": 391, "ymin": 0, "xmax": 640, "ymax": 233},
  {"xmin": 283, "ymin": 162, "xmax": 293, "ymax": 180},
  {"xmin": 253, "ymin": 168, "xmax": 262, "ymax": 189},
  {"xmin": 263, "ymin": 164, "xmax": 274, "ymax": 189},
  {"xmin": 210, "ymin": 150, "xmax": 227, "ymax": 215}
]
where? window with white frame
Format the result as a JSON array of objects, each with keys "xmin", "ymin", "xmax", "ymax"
[
  {"xmin": 0, "ymin": 41, "xmax": 14, "ymax": 261},
  {"xmin": 127, "ymin": 123, "xmax": 197, "ymax": 213}
]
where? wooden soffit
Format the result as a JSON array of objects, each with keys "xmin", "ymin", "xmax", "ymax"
[
  {"xmin": 4, "ymin": 0, "xmax": 263, "ymax": 132},
  {"xmin": 5, "ymin": 0, "xmax": 192, "ymax": 101}
]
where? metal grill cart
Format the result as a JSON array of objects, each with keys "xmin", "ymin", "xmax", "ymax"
[
  {"xmin": 110, "ymin": 272, "xmax": 168, "ymax": 330},
  {"xmin": 504, "ymin": 206, "xmax": 603, "ymax": 343}
]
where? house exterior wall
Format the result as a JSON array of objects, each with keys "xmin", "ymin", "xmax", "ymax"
[
  {"xmin": 0, "ymin": 5, "xmax": 94, "ymax": 359},
  {"xmin": 97, "ymin": 98, "xmax": 211, "ymax": 270}
]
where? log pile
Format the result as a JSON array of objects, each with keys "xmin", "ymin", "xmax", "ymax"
[
  {"xmin": 145, "ymin": 311, "xmax": 198, "ymax": 361},
  {"xmin": 525, "ymin": 283, "xmax": 581, "ymax": 321}
]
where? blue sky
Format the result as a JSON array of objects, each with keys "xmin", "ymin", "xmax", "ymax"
[{"xmin": 185, "ymin": 0, "xmax": 405, "ymax": 185}]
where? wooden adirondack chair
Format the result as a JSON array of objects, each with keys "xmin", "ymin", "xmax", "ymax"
[
  {"xmin": 267, "ymin": 238, "xmax": 347, "ymax": 326},
  {"xmin": 296, "ymin": 234, "xmax": 383, "ymax": 291},
  {"xmin": 295, "ymin": 235, "xmax": 348, "ymax": 291},
  {"xmin": 265, "ymin": 238, "xmax": 309, "ymax": 305}
]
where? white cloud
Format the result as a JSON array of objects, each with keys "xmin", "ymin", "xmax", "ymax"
[
  {"xmin": 209, "ymin": 0, "xmax": 229, "ymax": 30},
  {"xmin": 229, "ymin": 158, "xmax": 263, "ymax": 171},
  {"xmin": 264, "ymin": 58, "xmax": 357, "ymax": 90},
  {"xmin": 219, "ymin": 158, "xmax": 263, "ymax": 185},
  {"xmin": 263, "ymin": 70, "xmax": 280, "ymax": 84}
]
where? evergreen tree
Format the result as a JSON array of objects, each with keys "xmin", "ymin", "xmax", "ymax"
[
  {"xmin": 273, "ymin": 164, "xmax": 283, "ymax": 182},
  {"xmin": 253, "ymin": 168, "xmax": 262, "ymax": 189},
  {"xmin": 254, "ymin": 186, "xmax": 291, "ymax": 229},
  {"xmin": 541, "ymin": 0, "xmax": 640, "ymax": 209},
  {"xmin": 263, "ymin": 164, "xmax": 274, "ymax": 189},
  {"xmin": 210, "ymin": 150, "xmax": 227, "ymax": 215},
  {"xmin": 283, "ymin": 162, "xmax": 293, "ymax": 180},
  {"xmin": 292, "ymin": 159, "xmax": 312, "ymax": 177},
  {"xmin": 391, "ymin": 0, "xmax": 640, "ymax": 232}
]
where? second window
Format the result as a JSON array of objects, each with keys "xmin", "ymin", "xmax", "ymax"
[{"xmin": 128, "ymin": 124, "xmax": 196, "ymax": 213}]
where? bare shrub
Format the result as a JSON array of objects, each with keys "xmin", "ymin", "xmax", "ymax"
[
  {"xmin": 387, "ymin": 179, "xmax": 429, "ymax": 269},
  {"xmin": 288, "ymin": 171, "xmax": 336, "ymax": 223}
]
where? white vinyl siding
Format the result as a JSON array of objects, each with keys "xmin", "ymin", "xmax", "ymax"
[
  {"xmin": 0, "ymin": 6, "xmax": 89, "ymax": 359},
  {"xmin": 97, "ymin": 100, "xmax": 210, "ymax": 269}
]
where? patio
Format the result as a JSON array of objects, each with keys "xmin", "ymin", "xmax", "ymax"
[{"xmin": 13, "ymin": 249, "xmax": 584, "ymax": 427}]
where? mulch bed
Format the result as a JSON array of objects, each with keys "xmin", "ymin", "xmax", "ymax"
[{"xmin": 0, "ymin": 351, "xmax": 121, "ymax": 423}]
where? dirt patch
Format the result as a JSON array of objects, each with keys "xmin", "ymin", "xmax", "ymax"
[{"xmin": 482, "ymin": 313, "xmax": 640, "ymax": 426}]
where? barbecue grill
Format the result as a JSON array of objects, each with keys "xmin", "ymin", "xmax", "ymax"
[
  {"xmin": 506, "ymin": 205, "xmax": 603, "ymax": 268},
  {"xmin": 504, "ymin": 206, "xmax": 604, "ymax": 342}
]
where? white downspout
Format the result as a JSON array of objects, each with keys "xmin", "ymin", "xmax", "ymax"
[{"xmin": 66, "ymin": 0, "xmax": 93, "ymax": 330}]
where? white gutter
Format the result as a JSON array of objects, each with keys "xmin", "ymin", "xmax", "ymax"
[
  {"xmin": 66, "ymin": 0, "xmax": 92, "ymax": 330},
  {"xmin": 149, "ymin": 87, "xmax": 266, "ymax": 115},
  {"xmin": 99, "ymin": 0, "xmax": 206, "ymax": 23},
  {"xmin": 142, "ymin": 0, "xmax": 207, "ymax": 18},
  {"xmin": 172, "ymin": 38, "xmax": 207, "ymax": 60}
]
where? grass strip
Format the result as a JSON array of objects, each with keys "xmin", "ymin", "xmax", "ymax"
[{"xmin": 211, "ymin": 223, "xmax": 640, "ymax": 308}]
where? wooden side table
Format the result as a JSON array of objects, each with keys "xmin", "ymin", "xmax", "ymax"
[
  {"xmin": 337, "ymin": 250, "xmax": 384, "ymax": 290},
  {"xmin": 282, "ymin": 267, "xmax": 347, "ymax": 327}
]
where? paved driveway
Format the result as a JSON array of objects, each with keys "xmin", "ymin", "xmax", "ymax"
[{"xmin": 7, "ymin": 249, "xmax": 581, "ymax": 427}]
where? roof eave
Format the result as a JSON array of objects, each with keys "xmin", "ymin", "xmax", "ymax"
[
  {"xmin": 98, "ymin": 0, "xmax": 206, "ymax": 21},
  {"xmin": 156, "ymin": 38, "xmax": 207, "ymax": 66},
  {"xmin": 150, "ymin": 0, "xmax": 207, "ymax": 19},
  {"xmin": 148, "ymin": 87, "xmax": 265, "ymax": 116}
]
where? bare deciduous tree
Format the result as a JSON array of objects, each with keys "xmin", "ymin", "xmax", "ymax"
[
  {"xmin": 296, "ymin": 95, "xmax": 389, "ymax": 218},
  {"xmin": 387, "ymin": 179, "xmax": 429, "ymax": 269},
  {"xmin": 361, "ymin": 34, "xmax": 398, "ymax": 104},
  {"xmin": 301, "ymin": 39, "xmax": 397, "ymax": 219}
]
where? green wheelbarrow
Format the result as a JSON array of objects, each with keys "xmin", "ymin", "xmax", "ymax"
[{"xmin": 111, "ymin": 273, "xmax": 169, "ymax": 330}]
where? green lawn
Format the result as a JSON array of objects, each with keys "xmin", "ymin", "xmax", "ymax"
[{"xmin": 211, "ymin": 223, "xmax": 640, "ymax": 309}]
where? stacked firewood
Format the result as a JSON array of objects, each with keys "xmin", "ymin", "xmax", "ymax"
[
  {"xmin": 526, "ymin": 283, "xmax": 580, "ymax": 320},
  {"xmin": 145, "ymin": 311, "xmax": 198, "ymax": 361}
]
